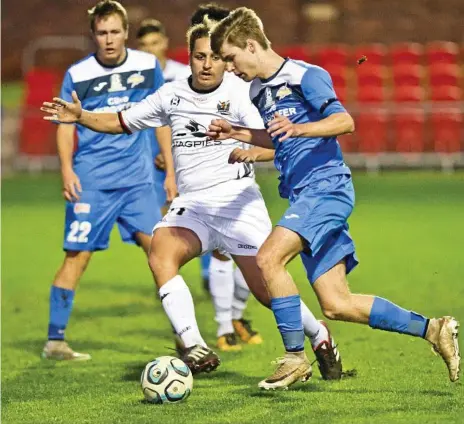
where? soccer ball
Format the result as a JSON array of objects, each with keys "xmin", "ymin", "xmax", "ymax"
[{"xmin": 140, "ymin": 356, "xmax": 193, "ymax": 404}]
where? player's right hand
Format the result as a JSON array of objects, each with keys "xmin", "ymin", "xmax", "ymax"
[
  {"xmin": 228, "ymin": 148, "xmax": 257, "ymax": 164},
  {"xmin": 61, "ymin": 168, "xmax": 82, "ymax": 202},
  {"xmin": 41, "ymin": 91, "xmax": 82, "ymax": 123},
  {"xmin": 206, "ymin": 119, "xmax": 232, "ymax": 140},
  {"xmin": 164, "ymin": 174, "xmax": 178, "ymax": 202}
]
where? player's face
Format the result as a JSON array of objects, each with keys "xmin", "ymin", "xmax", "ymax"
[
  {"xmin": 137, "ymin": 33, "xmax": 168, "ymax": 60},
  {"xmin": 92, "ymin": 14, "xmax": 128, "ymax": 65},
  {"xmin": 221, "ymin": 41, "xmax": 258, "ymax": 82},
  {"xmin": 190, "ymin": 37, "xmax": 225, "ymax": 90}
]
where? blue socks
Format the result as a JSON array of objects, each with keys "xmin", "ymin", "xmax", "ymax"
[
  {"xmin": 271, "ymin": 295, "xmax": 305, "ymax": 352},
  {"xmin": 200, "ymin": 253, "xmax": 212, "ymax": 280},
  {"xmin": 369, "ymin": 296, "xmax": 429, "ymax": 338},
  {"xmin": 48, "ymin": 286, "xmax": 75, "ymax": 340}
]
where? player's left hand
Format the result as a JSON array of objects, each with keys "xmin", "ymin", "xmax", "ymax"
[
  {"xmin": 267, "ymin": 112, "xmax": 299, "ymax": 142},
  {"xmin": 228, "ymin": 148, "xmax": 257, "ymax": 164},
  {"xmin": 155, "ymin": 153, "xmax": 165, "ymax": 171},
  {"xmin": 164, "ymin": 174, "xmax": 178, "ymax": 202}
]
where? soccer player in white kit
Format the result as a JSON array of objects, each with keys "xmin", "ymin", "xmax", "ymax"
[
  {"xmin": 136, "ymin": 10, "xmax": 264, "ymax": 352},
  {"xmin": 41, "ymin": 18, "xmax": 343, "ymax": 378}
]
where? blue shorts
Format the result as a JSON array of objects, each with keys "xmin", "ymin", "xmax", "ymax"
[
  {"xmin": 277, "ymin": 174, "xmax": 359, "ymax": 283},
  {"xmin": 63, "ymin": 184, "xmax": 161, "ymax": 251}
]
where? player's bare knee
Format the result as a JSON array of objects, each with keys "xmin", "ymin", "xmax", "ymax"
[{"xmin": 256, "ymin": 249, "xmax": 278, "ymax": 278}]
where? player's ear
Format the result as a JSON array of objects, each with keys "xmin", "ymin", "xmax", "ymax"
[{"xmin": 247, "ymin": 40, "xmax": 255, "ymax": 53}]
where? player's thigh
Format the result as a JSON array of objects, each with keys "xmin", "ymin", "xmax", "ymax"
[
  {"xmin": 231, "ymin": 254, "xmax": 270, "ymax": 307},
  {"xmin": 151, "ymin": 203, "xmax": 211, "ymax": 266},
  {"xmin": 257, "ymin": 226, "xmax": 304, "ymax": 270},
  {"xmin": 117, "ymin": 184, "xmax": 162, "ymax": 247},
  {"xmin": 63, "ymin": 189, "xmax": 119, "ymax": 252}
]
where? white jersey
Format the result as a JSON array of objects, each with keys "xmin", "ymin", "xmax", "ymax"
[
  {"xmin": 163, "ymin": 59, "xmax": 191, "ymax": 83},
  {"xmin": 120, "ymin": 75, "xmax": 264, "ymax": 196}
]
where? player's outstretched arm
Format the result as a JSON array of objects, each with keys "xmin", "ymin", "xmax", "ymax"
[
  {"xmin": 267, "ymin": 112, "xmax": 355, "ymax": 142},
  {"xmin": 207, "ymin": 119, "xmax": 274, "ymax": 149},
  {"xmin": 41, "ymin": 91, "xmax": 124, "ymax": 134}
]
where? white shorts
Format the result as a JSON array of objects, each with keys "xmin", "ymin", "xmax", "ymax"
[{"xmin": 153, "ymin": 180, "xmax": 272, "ymax": 256}]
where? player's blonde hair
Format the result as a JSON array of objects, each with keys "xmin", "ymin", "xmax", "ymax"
[
  {"xmin": 210, "ymin": 7, "xmax": 270, "ymax": 55},
  {"xmin": 88, "ymin": 0, "xmax": 128, "ymax": 32}
]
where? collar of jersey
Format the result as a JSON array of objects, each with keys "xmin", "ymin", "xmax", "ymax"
[
  {"xmin": 93, "ymin": 48, "xmax": 129, "ymax": 69},
  {"xmin": 260, "ymin": 57, "xmax": 289, "ymax": 83},
  {"xmin": 188, "ymin": 75, "xmax": 223, "ymax": 94}
]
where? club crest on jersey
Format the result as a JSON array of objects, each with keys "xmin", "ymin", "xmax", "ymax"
[
  {"xmin": 217, "ymin": 100, "xmax": 231, "ymax": 115},
  {"xmin": 263, "ymin": 87, "xmax": 275, "ymax": 109},
  {"xmin": 127, "ymin": 72, "xmax": 145, "ymax": 88},
  {"xmin": 107, "ymin": 74, "xmax": 126, "ymax": 92},
  {"xmin": 276, "ymin": 84, "xmax": 292, "ymax": 100}
]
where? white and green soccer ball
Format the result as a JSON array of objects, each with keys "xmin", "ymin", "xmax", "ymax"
[{"xmin": 141, "ymin": 356, "xmax": 193, "ymax": 404}]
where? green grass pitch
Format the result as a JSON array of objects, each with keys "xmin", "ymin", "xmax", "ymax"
[{"xmin": 2, "ymin": 171, "xmax": 463, "ymax": 423}]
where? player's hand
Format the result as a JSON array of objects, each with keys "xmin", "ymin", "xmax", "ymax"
[
  {"xmin": 164, "ymin": 174, "xmax": 178, "ymax": 202},
  {"xmin": 41, "ymin": 91, "xmax": 82, "ymax": 123},
  {"xmin": 206, "ymin": 119, "xmax": 232, "ymax": 140},
  {"xmin": 267, "ymin": 112, "xmax": 299, "ymax": 142},
  {"xmin": 154, "ymin": 153, "xmax": 166, "ymax": 171},
  {"xmin": 228, "ymin": 148, "xmax": 257, "ymax": 164},
  {"xmin": 61, "ymin": 167, "xmax": 82, "ymax": 202}
]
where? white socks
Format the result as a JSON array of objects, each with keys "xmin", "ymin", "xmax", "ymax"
[
  {"xmin": 159, "ymin": 275, "xmax": 207, "ymax": 348},
  {"xmin": 232, "ymin": 267, "xmax": 250, "ymax": 320},
  {"xmin": 209, "ymin": 257, "xmax": 235, "ymax": 337},
  {"xmin": 300, "ymin": 300, "xmax": 329, "ymax": 348}
]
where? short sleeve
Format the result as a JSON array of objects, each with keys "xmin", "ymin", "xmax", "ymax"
[
  {"xmin": 59, "ymin": 71, "xmax": 74, "ymax": 102},
  {"xmin": 119, "ymin": 89, "xmax": 168, "ymax": 134},
  {"xmin": 301, "ymin": 66, "xmax": 346, "ymax": 117}
]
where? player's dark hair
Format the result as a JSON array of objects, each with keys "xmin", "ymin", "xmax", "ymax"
[
  {"xmin": 190, "ymin": 3, "xmax": 230, "ymax": 26},
  {"xmin": 136, "ymin": 19, "xmax": 166, "ymax": 39},
  {"xmin": 88, "ymin": 0, "xmax": 128, "ymax": 32},
  {"xmin": 187, "ymin": 23, "xmax": 211, "ymax": 54}
]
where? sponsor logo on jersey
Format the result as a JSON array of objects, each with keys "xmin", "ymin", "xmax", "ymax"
[
  {"xmin": 175, "ymin": 119, "xmax": 207, "ymax": 138},
  {"xmin": 172, "ymin": 139, "xmax": 221, "ymax": 148},
  {"xmin": 108, "ymin": 73, "xmax": 126, "ymax": 92},
  {"xmin": 276, "ymin": 84, "xmax": 292, "ymax": 100},
  {"xmin": 217, "ymin": 100, "xmax": 231, "ymax": 115},
  {"xmin": 127, "ymin": 72, "xmax": 145, "ymax": 88},
  {"xmin": 74, "ymin": 203, "xmax": 91, "ymax": 214},
  {"xmin": 93, "ymin": 82, "xmax": 107, "ymax": 92}
]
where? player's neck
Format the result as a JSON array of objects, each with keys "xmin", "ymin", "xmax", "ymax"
[
  {"xmin": 95, "ymin": 48, "xmax": 128, "ymax": 68},
  {"xmin": 158, "ymin": 57, "xmax": 167, "ymax": 70},
  {"xmin": 256, "ymin": 50, "xmax": 285, "ymax": 80}
]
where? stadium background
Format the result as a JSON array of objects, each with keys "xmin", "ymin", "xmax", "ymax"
[{"xmin": 2, "ymin": 1, "xmax": 463, "ymax": 423}]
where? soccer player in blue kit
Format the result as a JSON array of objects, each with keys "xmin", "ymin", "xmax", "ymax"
[
  {"xmin": 41, "ymin": 0, "xmax": 168, "ymax": 360},
  {"xmin": 208, "ymin": 7, "xmax": 460, "ymax": 389}
]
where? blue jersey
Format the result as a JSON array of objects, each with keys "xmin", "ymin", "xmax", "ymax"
[
  {"xmin": 60, "ymin": 48, "xmax": 164, "ymax": 189},
  {"xmin": 250, "ymin": 59, "xmax": 351, "ymax": 199}
]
